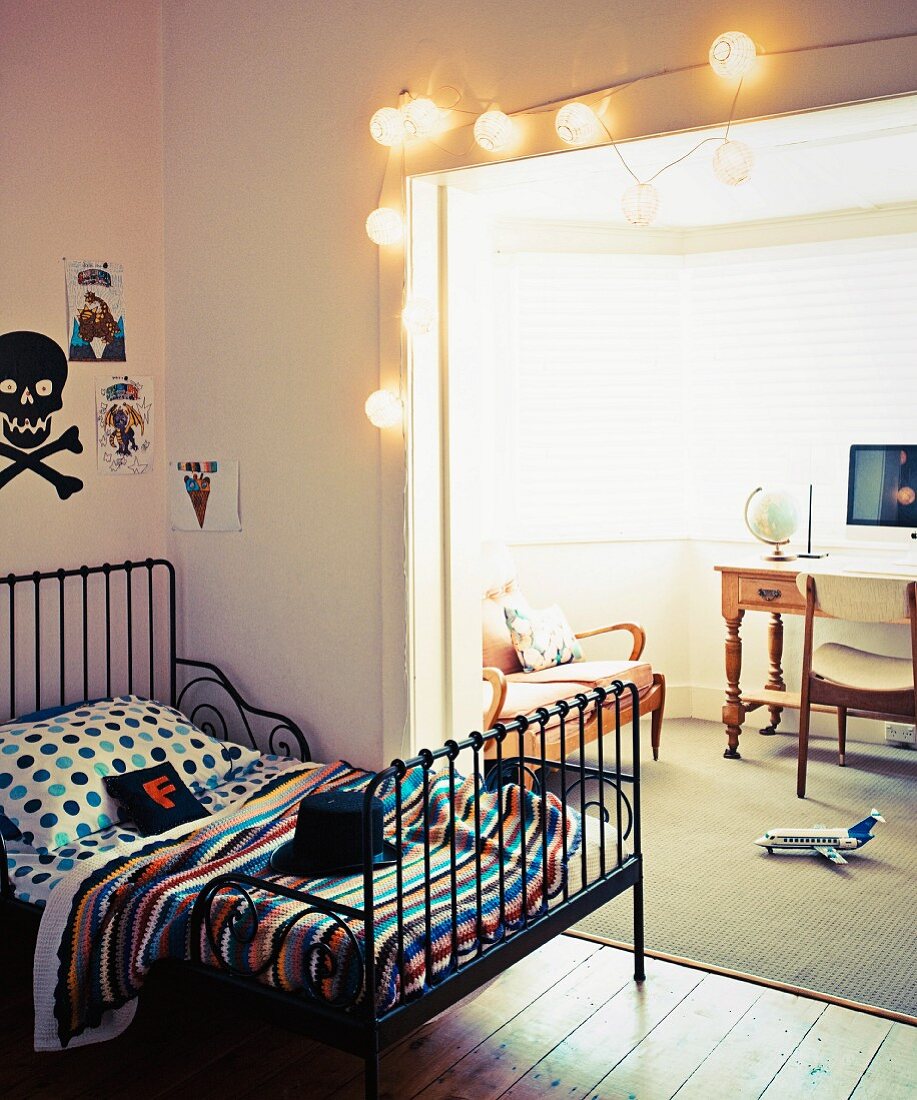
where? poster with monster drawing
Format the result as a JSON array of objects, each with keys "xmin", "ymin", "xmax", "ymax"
[
  {"xmin": 65, "ymin": 260, "xmax": 126, "ymax": 361},
  {"xmin": 96, "ymin": 375, "xmax": 153, "ymax": 474},
  {"xmin": 169, "ymin": 460, "xmax": 241, "ymax": 531}
]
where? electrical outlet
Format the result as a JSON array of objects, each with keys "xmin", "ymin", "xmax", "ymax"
[{"xmin": 885, "ymin": 721, "xmax": 916, "ymax": 745}]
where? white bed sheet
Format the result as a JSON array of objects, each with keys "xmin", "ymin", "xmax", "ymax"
[{"xmin": 5, "ymin": 755, "xmax": 317, "ymax": 908}]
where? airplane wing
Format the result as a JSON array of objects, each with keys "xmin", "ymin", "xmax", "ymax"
[{"xmin": 814, "ymin": 845, "xmax": 847, "ymax": 865}]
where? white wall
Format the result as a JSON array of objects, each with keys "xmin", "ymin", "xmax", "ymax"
[
  {"xmin": 4, "ymin": 4, "xmax": 915, "ymax": 761},
  {"xmin": 512, "ymin": 539, "xmax": 691, "ymax": 702},
  {"xmin": 157, "ymin": 2, "xmax": 917, "ymax": 767},
  {"xmin": 0, "ymin": 1, "xmax": 166, "ymax": 573}
]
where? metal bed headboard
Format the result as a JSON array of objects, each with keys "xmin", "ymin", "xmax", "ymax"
[
  {"xmin": 0, "ymin": 557, "xmax": 310, "ymax": 765},
  {"xmin": 1, "ymin": 559, "xmax": 176, "ymax": 722}
]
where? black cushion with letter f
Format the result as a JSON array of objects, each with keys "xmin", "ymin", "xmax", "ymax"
[{"xmin": 103, "ymin": 761, "xmax": 210, "ymax": 836}]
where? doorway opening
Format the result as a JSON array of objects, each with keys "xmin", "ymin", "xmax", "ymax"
[{"xmin": 406, "ymin": 91, "xmax": 917, "ymax": 752}]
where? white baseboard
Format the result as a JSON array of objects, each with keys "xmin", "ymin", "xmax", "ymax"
[{"xmin": 663, "ymin": 684, "xmax": 903, "ymax": 747}]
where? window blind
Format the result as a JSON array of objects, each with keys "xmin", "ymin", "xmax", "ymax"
[
  {"xmin": 488, "ymin": 233, "xmax": 917, "ymax": 544},
  {"xmin": 490, "ymin": 252, "xmax": 685, "ymax": 540},
  {"xmin": 683, "ymin": 233, "xmax": 917, "ymax": 542}
]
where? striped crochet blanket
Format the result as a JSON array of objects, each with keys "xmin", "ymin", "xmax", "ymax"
[{"xmin": 34, "ymin": 760, "xmax": 580, "ymax": 1050}]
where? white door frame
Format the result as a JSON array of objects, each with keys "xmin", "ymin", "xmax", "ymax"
[{"xmin": 382, "ymin": 46, "xmax": 917, "ymax": 761}]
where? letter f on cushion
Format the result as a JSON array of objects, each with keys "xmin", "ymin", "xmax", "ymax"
[
  {"xmin": 143, "ymin": 775, "xmax": 178, "ymax": 809},
  {"xmin": 481, "ymin": 542, "xmax": 666, "ymax": 762}
]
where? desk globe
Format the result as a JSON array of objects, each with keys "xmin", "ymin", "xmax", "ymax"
[{"xmin": 744, "ymin": 487, "xmax": 799, "ymax": 561}]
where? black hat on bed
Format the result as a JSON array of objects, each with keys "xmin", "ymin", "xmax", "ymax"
[{"xmin": 270, "ymin": 790, "xmax": 398, "ymax": 876}]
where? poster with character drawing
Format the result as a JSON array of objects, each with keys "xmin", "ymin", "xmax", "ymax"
[
  {"xmin": 96, "ymin": 375, "xmax": 153, "ymax": 474},
  {"xmin": 65, "ymin": 259, "xmax": 126, "ymax": 362}
]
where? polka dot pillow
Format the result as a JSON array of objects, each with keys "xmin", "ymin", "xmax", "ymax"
[{"xmin": 0, "ymin": 696, "xmax": 259, "ymax": 853}]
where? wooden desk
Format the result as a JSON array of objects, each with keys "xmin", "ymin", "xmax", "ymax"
[{"xmin": 716, "ymin": 559, "xmax": 845, "ymax": 760}]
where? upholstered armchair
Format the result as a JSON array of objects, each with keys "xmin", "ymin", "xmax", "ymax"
[{"xmin": 481, "ymin": 543, "xmax": 666, "ymax": 762}]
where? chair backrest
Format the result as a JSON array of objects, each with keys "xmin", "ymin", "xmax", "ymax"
[
  {"xmin": 481, "ymin": 541, "xmax": 524, "ymax": 674},
  {"xmin": 795, "ymin": 573, "xmax": 913, "ymax": 624}
]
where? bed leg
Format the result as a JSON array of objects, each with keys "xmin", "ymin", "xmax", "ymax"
[
  {"xmin": 633, "ymin": 877, "xmax": 646, "ymax": 983},
  {"xmin": 364, "ymin": 1046, "xmax": 380, "ymax": 1100}
]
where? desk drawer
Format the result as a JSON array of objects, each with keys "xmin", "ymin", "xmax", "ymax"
[{"xmin": 738, "ymin": 576, "xmax": 805, "ymax": 612}]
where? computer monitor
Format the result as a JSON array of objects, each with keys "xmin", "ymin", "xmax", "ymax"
[{"xmin": 847, "ymin": 445, "xmax": 917, "ymax": 530}]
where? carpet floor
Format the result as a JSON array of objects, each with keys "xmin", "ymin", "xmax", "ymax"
[{"xmin": 573, "ymin": 718, "xmax": 917, "ymax": 1017}]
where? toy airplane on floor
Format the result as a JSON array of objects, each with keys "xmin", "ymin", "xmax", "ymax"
[{"xmin": 754, "ymin": 809, "xmax": 885, "ymax": 864}]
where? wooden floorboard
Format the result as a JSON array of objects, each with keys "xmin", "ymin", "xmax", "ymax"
[
  {"xmin": 327, "ymin": 935, "xmax": 601, "ymax": 1100},
  {"xmin": 850, "ymin": 1023, "xmax": 917, "ymax": 1100},
  {"xmin": 413, "ymin": 944, "xmax": 636, "ymax": 1099},
  {"xmin": 760, "ymin": 1005, "xmax": 894, "ymax": 1099},
  {"xmin": 1, "ymin": 933, "xmax": 914, "ymax": 1100},
  {"xmin": 672, "ymin": 986, "xmax": 827, "ymax": 1099},
  {"xmin": 589, "ymin": 972, "xmax": 764, "ymax": 1099},
  {"xmin": 500, "ymin": 956, "xmax": 703, "ymax": 1099}
]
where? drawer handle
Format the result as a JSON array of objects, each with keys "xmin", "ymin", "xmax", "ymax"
[{"xmin": 758, "ymin": 588, "xmax": 782, "ymax": 602}]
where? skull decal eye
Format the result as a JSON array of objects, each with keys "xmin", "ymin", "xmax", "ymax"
[
  {"xmin": 0, "ymin": 380, "xmax": 15, "ymax": 394},
  {"xmin": 36, "ymin": 380, "xmax": 53, "ymax": 397}
]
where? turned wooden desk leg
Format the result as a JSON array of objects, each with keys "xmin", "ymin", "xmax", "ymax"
[
  {"xmin": 760, "ymin": 611, "xmax": 786, "ymax": 736},
  {"xmin": 722, "ymin": 611, "xmax": 745, "ymax": 759}
]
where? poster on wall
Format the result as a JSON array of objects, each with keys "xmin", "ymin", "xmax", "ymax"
[
  {"xmin": 96, "ymin": 375, "xmax": 153, "ymax": 474},
  {"xmin": 169, "ymin": 460, "xmax": 241, "ymax": 532},
  {"xmin": 65, "ymin": 259, "xmax": 126, "ymax": 362},
  {"xmin": 0, "ymin": 330, "xmax": 84, "ymax": 499}
]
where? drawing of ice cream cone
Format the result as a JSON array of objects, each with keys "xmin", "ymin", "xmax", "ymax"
[{"xmin": 184, "ymin": 474, "xmax": 211, "ymax": 529}]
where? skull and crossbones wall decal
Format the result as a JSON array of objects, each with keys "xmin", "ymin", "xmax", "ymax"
[{"xmin": 0, "ymin": 331, "xmax": 84, "ymax": 499}]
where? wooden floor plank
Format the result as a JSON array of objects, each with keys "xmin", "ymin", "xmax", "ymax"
[
  {"xmin": 1, "ymin": 986, "xmax": 261, "ymax": 1100},
  {"xmin": 499, "ymin": 956, "xmax": 704, "ymax": 1100},
  {"xmin": 1, "ymin": 933, "xmax": 907, "ymax": 1100},
  {"xmin": 673, "ymin": 987, "xmax": 827, "ymax": 1100},
  {"xmin": 590, "ymin": 972, "xmax": 764, "ymax": 1100},
  {"xmin": 320, "ymin": 936, "xmax": 602, "ymax": 1100},
  {"xmin": 849, "ymin": 1022, "xmax": 917, "ymax": 1100},
  {"xmin": 760, "ymin": 1004, "xmax": 893, "ymax": 1099},
  {"xmin": 413, "ymin": 945, "xmax": 637, "ymax": 1100}
]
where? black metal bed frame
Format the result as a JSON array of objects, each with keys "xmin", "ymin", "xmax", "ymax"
[{"xmin": 0, "ymin": 559, "xmax": 644, "ymax": 1100}]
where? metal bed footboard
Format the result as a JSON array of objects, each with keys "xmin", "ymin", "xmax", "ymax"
[{"xmin": 188, "ymin": 681, "xmax": 644, "ymax": 1099}]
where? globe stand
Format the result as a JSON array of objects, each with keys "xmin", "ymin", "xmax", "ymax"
[{"xmin": 763, "ymin": 542, "xmax": 796, "ymax": 562}]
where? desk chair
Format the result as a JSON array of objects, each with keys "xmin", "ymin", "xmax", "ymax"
[{"xmin": 796, "ymin": 573, "xmax": 917, "ymax": 798}]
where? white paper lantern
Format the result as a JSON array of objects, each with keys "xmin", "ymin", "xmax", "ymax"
[
  {"xmin": 621, "ymin": 182, "xmax": 660, "ymax": 227},
  {"xmin": 474, "ymin": 110, "xmax": 514, "ymax": 152},
  {"xmin": 555, "ymin": 102, "xmax": 600, "ymax": 146},
  {"xmin": 369, "ymin": 106, "xmax": 405, "ymax": 147},
  {"xmin": 713, "ymin": 139, "xmax": 755, "ymax": 185},
  {"xmin": 709, "ymin": 31, "xmax": 757, "ymax": 79},
  {"xmin": 402, "ymin": 297, "xmax": 436, "ymax": 335},
  {"xmin": 365, "ymin": 207, "xmax": 404, "ymax": 246},
  {"xmin": 403, "ymin": 97, "xmax": 444, "ymax": 140},
  {"xmin": 365, "ymin": 389, "xmax": 403, "ymax": 429}
]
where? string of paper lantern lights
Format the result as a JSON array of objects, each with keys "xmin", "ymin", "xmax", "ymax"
[{"xmin": 364, "ymin": 29, "xmax": 760, "ymax": 424}]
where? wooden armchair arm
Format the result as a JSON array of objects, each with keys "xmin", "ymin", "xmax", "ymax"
[
  {"xmin": 483, "ymin": 667, "xmax": 507, "ymax": 730},
  {"xmin": 574, "ymin": 622, "xmax": 646, "ymax": 660}
]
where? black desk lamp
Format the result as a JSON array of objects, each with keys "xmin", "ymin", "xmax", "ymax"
[{"xmin": 798, "ymin": 483, "xmax": 829, "ymax": 559}]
